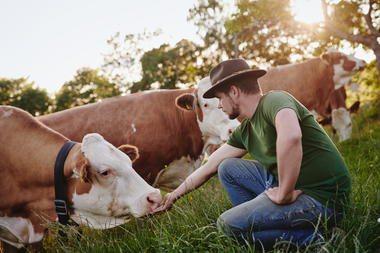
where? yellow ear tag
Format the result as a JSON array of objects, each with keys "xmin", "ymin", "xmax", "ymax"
[
  {"xmin": 80, "ymin": 178, "xmax": 84, "ymax": 183},
  {"xmin": 186, "ymin": 104, "xmax": 193, "ymax": 110}
]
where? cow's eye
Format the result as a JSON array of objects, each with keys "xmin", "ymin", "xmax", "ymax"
[
  {"xmin": 100, "ymin": 169, "xmax": 113, "ymax": 178},
  {"xmin": 204, "ymin": 103, "xmax": 208, "ymax": 108}
]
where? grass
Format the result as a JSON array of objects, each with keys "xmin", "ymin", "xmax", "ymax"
[{"xmin": 26, "ymin": 102, "xmax": 380, "ymax": 252}]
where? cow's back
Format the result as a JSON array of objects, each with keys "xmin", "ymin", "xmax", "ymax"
[
  {"xmin": 259, "ymin": 58, "xmax": 335, "ymax": 115},
  {"xmin": 37, "ymin": 89, "xmax": 203, "ymax": 185}
]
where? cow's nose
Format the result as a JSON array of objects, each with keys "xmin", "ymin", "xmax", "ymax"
[{"xmin": 146, "ymin": 192, "xmax": 162, "ymax": 211}]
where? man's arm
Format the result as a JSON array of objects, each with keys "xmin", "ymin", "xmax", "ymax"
[
  {"xmin": 264, "ymin": 108, "xmax": 303, "ymax": 204},
  {"xmin": 152, "ymin": 144, "xmax": 247, "ymax": 214}
]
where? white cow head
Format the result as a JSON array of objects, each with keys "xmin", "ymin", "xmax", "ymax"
[
  {"xmin": 325, "ymin": 49, "xmax": 367, "ymax": 89},
  {"xmin": 331, "ymin": 108, "xmax": 352, "ymax": 142},
  {"xmin": 176, "ymin": 77, "xmax": 241, "ymax": 147},
  {"xmin": 71, "ymin": 133, "xmax": 162, "ymax": 229}
]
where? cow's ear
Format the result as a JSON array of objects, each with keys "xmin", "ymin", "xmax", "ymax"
[
  {"xmin": 317, "ymin": 116, "xmax": 332, "ymax": 126},
  {"xmin": 76, "ymin": 157, "xmax": 94, "ymax": 183},
  {"xmin": 176, "ymin": 94, "xmax": 195, "ymax": 111},
  {"xmin": 321, "ymin": 53, "xmax": 332, "ymax": 65},
  {"xmin": 118, "ymin": 144, "xmax": 139, "ymax": 163},
  {"xmin": 350, "ymin": 101, "xmax": 360, "ymax": 114}
]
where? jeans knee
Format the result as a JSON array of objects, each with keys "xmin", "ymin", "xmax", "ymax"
[
  {"xmin": 217, "ymin": 214, "xmax": 230, "ymax": 235},
  {"xmin": 218, "ymin": 158, "xmax": 238, "ymax": 179}
]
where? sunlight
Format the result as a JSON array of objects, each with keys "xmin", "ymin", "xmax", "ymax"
[{"xmin": 293, "ymin": 0, "xmax": 324, "ymax": 23}]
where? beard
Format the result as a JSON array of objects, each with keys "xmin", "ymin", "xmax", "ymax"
[{"xmin": 227, "ymin": 97, "xmax": 240, "ymax": 120}]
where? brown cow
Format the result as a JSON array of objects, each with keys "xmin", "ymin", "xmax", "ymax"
[
  {"xmin": 0, "ymin": 106, "xmax": 161, "ymax": 252},
  {"xmin": 258, "ymin": 49, "xmax": 366, "ymax": 142},
  {"xmin": 259, "ymin": 49, "xmax": 366, "ymax": 117},
  {"xmin": 36, "ymin": 78, "xmax": 240, "ymax": 191}
]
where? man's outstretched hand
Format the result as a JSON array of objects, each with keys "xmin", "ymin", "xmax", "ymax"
[{"xmin": 151, "ymin": 192, "xmax": 180, "ymax": 215}]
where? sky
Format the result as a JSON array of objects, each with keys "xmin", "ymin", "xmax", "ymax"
[
  {"xmin": 0, "ymin": 0, "xmax": 202, "ymax": 94},
  {"xmin": 0, "ymin": 0, "xmax": 376, "ymax": 95}
]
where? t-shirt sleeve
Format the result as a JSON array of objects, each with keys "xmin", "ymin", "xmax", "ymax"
[
  {"xmin": 262, "ymin": 92, "xmax": 302, "ymax": 125},
  {"xmin": 226, "ymin": 120, "xmax": 247, "ymax": 150}
]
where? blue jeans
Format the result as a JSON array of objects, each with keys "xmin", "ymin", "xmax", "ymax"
[{"xmin": 217, "ymin": 158, "xmax": 343, "ymax": 249}]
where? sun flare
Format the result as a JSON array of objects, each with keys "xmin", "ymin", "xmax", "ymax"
[{"xmin": 293, "ymin": 0, "xmax": 324, "ymax": 24}]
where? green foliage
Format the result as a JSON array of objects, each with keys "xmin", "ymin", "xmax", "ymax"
[
  {"xmin": 54, "ymin": 68, "xmax": 121, "ymax": 112},
  {"xmin": 102, "ymin": 30, "xmax": 163, "ymax": 91},
  {"xmin": 131, "ymin": 40, "xmax": 209, "ymax": 92},
  {"xmin": 191, "ymin": 0, "xmax": 322, "ymax": 66},
  {"xmin": 0, "ymin": 77, "xmax": 52, "ymax": 116},
  {"xmin": 188, "ymin": 0, "xmax": 234, "ymax": 59},
  {"xmin": 352, "ymin": 60, "xmax": 380, "ymax": 103}
]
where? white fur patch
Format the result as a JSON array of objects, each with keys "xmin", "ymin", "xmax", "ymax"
[
  {"xmin": 0, "ymin": 107, "xmax": 13, "ymax": 117},
  {"xmin": 0, "ymin": 216, "xmax": 45, "ymax": 248}
]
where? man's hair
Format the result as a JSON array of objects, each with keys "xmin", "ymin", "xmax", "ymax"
[{"xmin": 216, "ymin": 76, "xmax": 262, "ymax": 96}]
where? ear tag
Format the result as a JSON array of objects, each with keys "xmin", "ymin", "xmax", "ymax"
[{"xmin": 186, "ymin": 104, "xmax": 193, "ymax": 110}]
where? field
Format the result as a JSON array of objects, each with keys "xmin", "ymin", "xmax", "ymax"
[{"xmin": 27, "ymin": 102, "xmax": 380, "ymax": 252}]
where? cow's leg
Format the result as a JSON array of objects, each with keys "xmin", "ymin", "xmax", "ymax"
[{"xmin": 1, "ymin": 241, "xmax": 26, "ymax": 253}]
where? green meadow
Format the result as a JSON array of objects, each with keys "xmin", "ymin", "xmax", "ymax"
[{"xmin": 35, "ymin": 102, "xmax": 380, "ymax": 253}]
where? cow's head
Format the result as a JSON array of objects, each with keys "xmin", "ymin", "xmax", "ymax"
[
  {"xmin": 69, "ymin": 133, "xmax": 162, "ymax": 229},
  {"xmin": 331, "ymin": 101, "xmax": 360, "ymax": 142},
  {"xmin": 175, "ymin": 77, "xmax": 240, "ymax": 146},
  {"xmin": 321, "ymin": 49, "xmax": 367, "ymax": 89}
]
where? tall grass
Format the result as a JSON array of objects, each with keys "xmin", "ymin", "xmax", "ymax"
[{"xmin": 31, "ymin": 103, "xmax": 380, "ymax": 252}]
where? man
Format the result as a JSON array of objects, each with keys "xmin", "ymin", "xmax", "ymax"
[{"xmin": 153, "ymin": 59, "xmax": 351, "ymax": 249}]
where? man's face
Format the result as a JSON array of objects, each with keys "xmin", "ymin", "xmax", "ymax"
[{"xmin": 215, "ymin": 90, "xmax": 240, "ymax": 120}]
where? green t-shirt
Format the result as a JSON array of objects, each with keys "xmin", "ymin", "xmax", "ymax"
[{"xmin": 227, "ymin": 91, "xmax": 351, "ymax": 212}]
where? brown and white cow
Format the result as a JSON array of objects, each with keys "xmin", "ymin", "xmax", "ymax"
[
  {"xmin": 0, "ymin": 106, "xmax": 161, "ymax": 252},
  {"xmin": 36, "ymin": 77, "xmax": 240, "ymax": 191},
  {"xmin": 258, "ymin": 49, "xmax": 366, "ymax": 141},
  {"xmin": 318, "ymin": 86, "xmax": 360, "ymax": 142}
]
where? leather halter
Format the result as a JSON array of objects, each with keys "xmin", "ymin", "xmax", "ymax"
[{"xmin": 54, "ymin": 140, "xmax": 77, "ymax": 237}]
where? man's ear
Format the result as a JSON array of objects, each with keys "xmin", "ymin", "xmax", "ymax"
[
  {"xmin": 118, "ymin": 144, "xmax": 139, "ymax": 163},
  {"xmin": 230, "ymin": 85, "xmax": 239, "ymax": 98}
]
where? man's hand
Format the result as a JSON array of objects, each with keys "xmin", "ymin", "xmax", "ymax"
[
  {"xmin": 264, "ymin": 187, "xmax": 302, "ymax": 205},
  {"xmin": 151, "ymin": 192, "xmax": 180, "ymax": 215}
]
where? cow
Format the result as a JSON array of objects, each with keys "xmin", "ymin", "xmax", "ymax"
[
  {"xmin": 36, "ymin": 77, "xmax": 240, "ymax": 192},
  {"xmin": 0, "ymin": 106, "xmax": 162, "ymax": 252},
  {"xmin": 318, "ymin": 85, "xmax": 360, "ymax": 142},
  {"xmin": 258, "ymin": 49, "xmax": 366, "ymax": 141}
]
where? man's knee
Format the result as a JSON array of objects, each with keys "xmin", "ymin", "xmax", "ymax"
[
  {"xmin": 217, "ymin": 214, "xmax": 232, "ymax": 236},
  {"xmin": 218, "ymin": 158, "xmax": 239, "ymax": 178}
]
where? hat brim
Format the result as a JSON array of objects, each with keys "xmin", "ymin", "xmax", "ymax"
[{"xmin": 203, "ymin": 69, "xmax": 266, "ymax": 99}]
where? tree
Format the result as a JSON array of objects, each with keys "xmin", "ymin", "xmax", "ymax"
[
  {"xmin": 188, "ymin": 0, "xmax": 235, "ymax": 60},
  {"xmin": 0, "ymin": 77, "xmax": 52, "ymax": 116},
  {"xmin": 0, "ymin": 77, "xmax": 25, "ymax": 105},
  {"xmin": 102, "ymin": 30, "xmax": 162, "ymax": 92},
  {"xmin": 321, "ymin": 0, "xmax": 380, "ymax": 76},
  {"xmin": 221, "ymin": 0, "xmax": 327, "ymax": 66},
  {"xmin": 54, "ymin": 68, "xmax": 121, "ymax": 112},
  {"xmin": 131, "ymin": 39, "xmax": 210, "ymax": 92},
  {"xmin": 189, "ymin": 0, "xmax": 379, "ymax": 72}
]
